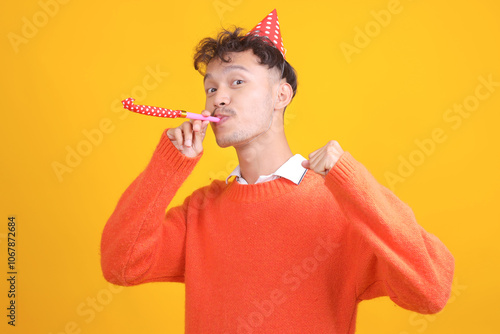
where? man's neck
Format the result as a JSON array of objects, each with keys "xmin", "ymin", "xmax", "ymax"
[{"xmin": 234, "ymin": 122, "xmax": 293, "ymax": 185}]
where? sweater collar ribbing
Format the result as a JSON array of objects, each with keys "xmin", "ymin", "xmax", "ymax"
[{"xmin": 223, "ymin": 170, "xmax": 314, "ymax": 202}]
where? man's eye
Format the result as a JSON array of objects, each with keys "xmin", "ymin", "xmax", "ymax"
[
  {"xmin": 207, "ymin": 88, "xmax": 216, "ymax": 93},
  {"xmin": 233, "ymin": 80, "xmax": 244, "ymax": 85}
]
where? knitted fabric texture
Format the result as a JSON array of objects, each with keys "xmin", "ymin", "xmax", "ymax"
[{"xmin": 100, "ymin": 130, "xmax": 455, "ymax": 334}]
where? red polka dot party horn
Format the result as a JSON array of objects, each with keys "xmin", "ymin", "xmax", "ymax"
[{"xmin": 121, "ymin": 98, "xmax": 220, "ymax": 122}]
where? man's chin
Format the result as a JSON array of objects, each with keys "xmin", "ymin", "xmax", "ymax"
[
  {"xmin": 215, "ymin": 137, "xmax": 234, "ymax": 148},
  {"xmin": 214, "ymin": 133, "xmax": 242, "ymax": 148}
]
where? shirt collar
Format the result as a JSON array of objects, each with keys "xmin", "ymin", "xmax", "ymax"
[{"xmin": 225, "ymin": 154, "xmax": 308, "ymax": 185}]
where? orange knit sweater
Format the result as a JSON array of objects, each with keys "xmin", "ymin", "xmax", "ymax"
[{"xmin": 100, "ymin": 130, "xmax": 455, "ymax": 333}]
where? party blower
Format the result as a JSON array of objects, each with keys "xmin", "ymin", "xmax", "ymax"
[{"xmin": 121, "ymin": 97, "xmax": 220, "ymax": 122}]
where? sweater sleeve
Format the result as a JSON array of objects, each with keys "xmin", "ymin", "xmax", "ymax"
[
  {"xmin": 325, "ymin": 152, "xmax": 455, "ymax": 314},
  {"xmin": 100, "ymin": 129, "xmax": 202, "ymax": 286}
]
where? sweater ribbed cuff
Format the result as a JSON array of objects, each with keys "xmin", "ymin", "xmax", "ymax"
[
  {"xmin": 148, "ymin": 129, "xmax": 203, "ymax": 174},
  {"xmin": 325, "ymin": 151, "xmax": 356, "ymax": 186}
]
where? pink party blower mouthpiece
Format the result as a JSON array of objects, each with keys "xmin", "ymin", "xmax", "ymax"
[{"xmin": 121, "ymin": 98, "xmax": 220, "ymax": 122}]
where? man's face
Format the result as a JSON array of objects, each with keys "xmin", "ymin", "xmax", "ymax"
[{"xmin": 204, "ymin": 49, "xmax": 280, "ymax": 148}]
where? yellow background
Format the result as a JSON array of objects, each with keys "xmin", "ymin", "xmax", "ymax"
[{"xmin": 1, "ymin": 0, "xmax": 499, "ymax": 333}]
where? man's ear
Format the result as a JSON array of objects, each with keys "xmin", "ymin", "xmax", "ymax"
[{"xmin": 274, "ymin": 82, "xmax": 293, "ymax": 111}]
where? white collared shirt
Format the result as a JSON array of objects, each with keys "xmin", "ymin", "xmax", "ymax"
[{"xmin": 225, "ymin": 154, "xmax": 308, "ymax": 185}]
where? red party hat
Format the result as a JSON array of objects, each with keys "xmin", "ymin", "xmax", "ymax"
[{"xmin": 246, "ymin": 9, "xmax": 286, "ymax": 59}]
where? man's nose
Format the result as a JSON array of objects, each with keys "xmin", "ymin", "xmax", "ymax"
[{"xmin": 214, "ymin": 89, "xmax": 230, "ymax": 107}]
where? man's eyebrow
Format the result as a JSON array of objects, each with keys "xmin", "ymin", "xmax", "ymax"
[{"xmin": 204, "ymin": 65, "xmax": 250, "ymax": 82}]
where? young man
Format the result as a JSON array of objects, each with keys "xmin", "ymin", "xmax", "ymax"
[{"xmin": 101, "ymin": 10, "xmax": 454, "ymax": 333}]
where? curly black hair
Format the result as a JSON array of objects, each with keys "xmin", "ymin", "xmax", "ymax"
[{"xmin": 193, "ymin": 27, "xmax": 297, "ymax": 99}]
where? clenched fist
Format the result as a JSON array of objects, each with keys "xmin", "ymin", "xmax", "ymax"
[{"xmin": 302, "ymin": 140, "xmax": 344, "ymax": 176}]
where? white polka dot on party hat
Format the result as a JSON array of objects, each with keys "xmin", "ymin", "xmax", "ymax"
[{"xmin": 246, "ymin": 9, "xmax": 286, "ymax": 60}]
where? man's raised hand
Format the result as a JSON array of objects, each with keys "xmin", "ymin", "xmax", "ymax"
[
  {"xmin": 302, "ymin": 140, "xmax": 344, "ymax": 177},
  {"xmin": 166, "ymin": 110, "xmax": 211, "ymax": 158}
]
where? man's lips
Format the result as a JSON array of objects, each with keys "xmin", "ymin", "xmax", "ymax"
[
  {"xmin": 213, "ymin": 110, "xmax": 234, "ymax": 126},
  {"xmin": 214, "ymin": 115, "xmax": 230, "ymax": 125}
]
